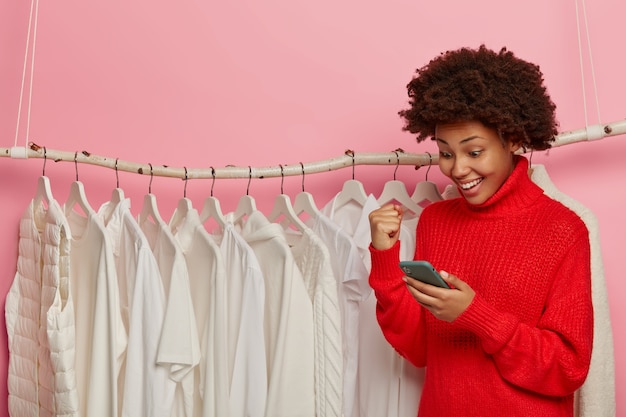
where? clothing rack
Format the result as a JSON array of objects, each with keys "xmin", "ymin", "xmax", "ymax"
[{"xmin": 2, "ymin": 120, "xmax": 624, "ymax": 180}]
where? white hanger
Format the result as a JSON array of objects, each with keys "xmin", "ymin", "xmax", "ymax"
[
  {"xmin": 100, "ymin": 159, "xmax": 126, "ymax": 225},
  {"xmin": 169, "ymin": 197, "xmax": 193, "ymax": 233},
  {"xmin": 139, "ymin": 193, "xmax": 165, "ymax": 226},
  {"xmin": 334, "ymin": 151, "xmax": 368, "ymax": 209},
  {"xmin": 34, "ymin": 148, "xmax": 53, "ymax": 209},
  {"xmin": 377, "ymin": 179, "xmax": 422, "ymax": 215},
  {"xmin": 267, "ymin": 165, "xmax": 307, "ymax": 231},
  {"xmin": 138, "ymin": 163, "xmax": 165, "ymax": 226},
  {"xmin": 111, "ymin": 158, "xmax": 124, "ymax": 206},
  {"xmin": 292, "ymin": 162, "xmax": 322, "ymax": 219},
  {"xmin": 200, "ymin": 168, "xmax": 227, "ymax": 230},
  {"xmin": 110, "ymin": 158, "xmax": 125, "ymax": 205},
  {"xmin": 64, "ymin": 181, "xmax": 96, "ymax": 217},
  {"xmin": 34, "ymin": 176, "xmax": 54, "ymax": 209},
  {"xmin": 233, "ymin": 195, "xmax": 256, "ymax": 224},
  {"xmin": 233, "ymin": 166, "xmax": 257, "ymax": 224},
  {"xmin": 293, "ymin": 191, "xmax": 321, "ymax": 219},
  {"xmin": 292, "ymin": 163, "xmax": 321, "ymax": 221},
  {"xmin": 200, "ymin": 196, "xmax": 227, "ymax": 230},
  {"xmin": 411, "ymin": 181, "xmax": 443, "ymax": 206},
  {"xmin": 377, "ymin": 152, "xmax": 422, "ymax": 215},
  {"xmin": 411, "ymin": 152, "xmax": 443, "ymax": 207},
  {"xmin": 169, "ymin": 167, "xmax": 194, "ymax": 232},
  {"xmin": 64, "ymin": 152, "xmax": 96, "ymax": 217},
  {"xmin": 334, "ymin": 177, "xmax": 368, "ymax": 208},
  {"xmin": 268, "ymin": 194, "xmax": 307, "ymax": 232},
  {"xmin": 100, "ymin": 187, "xmax": 125, "ymax": 225},
  {"xmin": 334, "ymin": 179, "xmax": 368, "ymax": 209},
  {"xmin": 110, "ymin": 188, "xmax": 125, "ymax": 205}
]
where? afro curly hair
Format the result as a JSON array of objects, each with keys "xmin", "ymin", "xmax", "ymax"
[{"xmin": 398, "ymin": 45, "xmax": 559, "ymax": 150}]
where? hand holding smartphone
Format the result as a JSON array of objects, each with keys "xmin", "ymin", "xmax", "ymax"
[{"xmin": 399, "ymin": 260, "xmax": 450, "ymax": 289}]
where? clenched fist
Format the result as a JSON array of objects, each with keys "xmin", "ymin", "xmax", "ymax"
[{"xmin": 368, "ymin": 203, "xmax": 403, "ymax": 251}]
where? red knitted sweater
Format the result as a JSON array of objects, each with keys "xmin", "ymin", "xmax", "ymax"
[{"xmin": 369, "ymin": 157, "xmax": 593, "ymax": 417}]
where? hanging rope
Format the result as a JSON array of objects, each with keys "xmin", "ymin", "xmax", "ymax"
[
  {"xmin": 11, "ymin": 0, "xmax": 40, "ymax": 160},
  {"xmin": 574, "ymin": 0, "xmax": 603, "ymax": 140}
]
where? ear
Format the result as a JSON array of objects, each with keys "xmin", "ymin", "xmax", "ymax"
[{"xmin": 509, "ymin": 141, "xmax": 522, "ymax": 154}]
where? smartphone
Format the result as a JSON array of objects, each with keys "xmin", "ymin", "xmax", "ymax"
[{"xmin": 399, "ymin": 260, "xmax": 450, "ymax": 289}]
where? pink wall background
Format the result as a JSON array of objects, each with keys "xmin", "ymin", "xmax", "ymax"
[{"xmin": 1, "ymin": 0, "xmax": 624, "ymax": 415}]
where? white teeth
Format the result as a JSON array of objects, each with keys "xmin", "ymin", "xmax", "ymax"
[{"xmin": 460, "ymin": 178, "xmax": 482, "ymax": 190}]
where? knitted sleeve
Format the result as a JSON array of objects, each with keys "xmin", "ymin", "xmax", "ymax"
[
  {"xmin": 453, "ymin": 229, "xmax": 593, "ymax": 397},
  {"xmin": 369, "ymin": 241, "xmax": 427, "ymax": 367}
]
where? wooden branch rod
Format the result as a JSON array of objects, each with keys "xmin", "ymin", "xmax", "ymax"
[{"xmin": 2, "ymin": 119, "xmax": 624, "ymax": 180}]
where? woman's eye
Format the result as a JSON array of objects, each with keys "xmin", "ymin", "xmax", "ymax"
[
  {"xmin": 469, "ymin": 150, "xmax": 482, "ymax": 157},
  {"xmin": 439, "ymin": 151, "xmax": 452, "ymax": 159}
]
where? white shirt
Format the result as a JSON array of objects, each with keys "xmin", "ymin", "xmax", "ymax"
[
  {"xmin": 66, "ymin": 206, "xmax": 126, "ymax": 417},
  {"xmin": 169, "ymin": 204, "xmax": 229, "ymax": 417},
  {"xmin": 140, "ymin": 208, "xmax": 200, "ymax": 417},
  {"xmin": 322, "ymin": 195, "xmax": 379, "ymax": 270},
  {"xmin": 212, "ymin": 217, "xmax": 266, "ymax": 417},
  {"xmin": 357, "ymin": 214, "xmax": 422, "ymax": 417},
  {"xmin": 322, "ymin": 194, "xmax": 423, "ymax": 417},
  {"xmin": 98, "ymin": 197, "xmax": 172, "ymax": 417},
  {"xmin": 239, "ymin": 211, "xmax": 315, "ymax": 417},
  {"xmin": 321, "ymin": 194, "xmax": 378, "ymax": 417}
]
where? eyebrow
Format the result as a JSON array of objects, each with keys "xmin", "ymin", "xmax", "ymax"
[{"xmin": 435, "ymin": 135, "xmax": 482, "ymax": 145}]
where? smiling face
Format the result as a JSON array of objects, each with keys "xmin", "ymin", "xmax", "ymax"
[{"xmin": 435, "ymin": 121, "xmax": 521, "ymax": 205}]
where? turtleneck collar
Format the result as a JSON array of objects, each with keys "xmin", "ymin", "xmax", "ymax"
[{"xmin": 461, "ymin": 155, "xmax": 544, "ymax": 216}]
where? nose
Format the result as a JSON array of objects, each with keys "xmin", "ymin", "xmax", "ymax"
[{"xmin": 451, "ymin": 156, "xmax": 470, "ymax": 178}]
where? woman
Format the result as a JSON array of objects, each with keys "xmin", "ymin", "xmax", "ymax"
[{"xmin": 368, "ymin": 45, "xmax": 593, "ymax": 417}]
